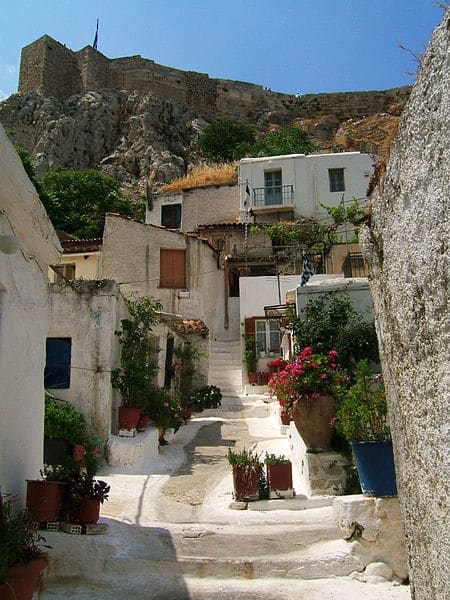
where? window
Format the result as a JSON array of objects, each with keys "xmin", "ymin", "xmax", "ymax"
[
  {"xmin": 161, "ymin": 204, "xmax": 182, "ymax": 229},
  {"xmin": 255, "ymin": 319, "xmax": 281, "ymax": 355},
  {"xmin": 44, "ymin": 338, "xmax": 72, "ymax": 389},
  {"xmin": 52, "ymin": 264, "xmax": 75, "ymax": 282},
  {"xmin": 160, "ymin": 249, "xmax": 186, "ymax": 288},
  {"xmin": 328, "ymin": 168, "xmax": 345, "ymax": 192},
  {"xmin": 264, "ymin": 170, "xmax": 282, "ymax": 205}
]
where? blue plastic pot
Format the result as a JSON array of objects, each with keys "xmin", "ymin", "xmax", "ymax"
[{"xmin": 351, "ymin": 439, "xmax": 397, "ymax": 497}]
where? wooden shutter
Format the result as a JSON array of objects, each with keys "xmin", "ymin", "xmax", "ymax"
[
  {"xmin": 244, "ymin": 317, "xmax": 256, "ymax": 339},
  {"xmin": 160, "ymin": 249, "xmax": 186, "ymax": 288}
]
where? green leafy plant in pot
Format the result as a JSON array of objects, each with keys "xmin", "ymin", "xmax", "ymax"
[
  {"xmin": 44, "ymin": 398, "xmax": 86, "ymax": 465},
  {"xmin": 0, "ymin": 493, "xmax": 50, "ymax": 599},
  {"xmin": 227, "ymin": 447, "xmax": 262, "ymax": 502},
  {"xmin": 112, "ymin": 294, "xmax": 162, "ymax": 430},
  {"xmin": 334, "ymin": 360, "xmax": 397, "ymax": 496},
  {"xmin": 26, "ymin": 465, "xmax": 74, "ymax": 524},
  {"xmin": 243, "ymin": 337, "xmax": 258, "ymax": 384},
  {"xmin": 264, "ymin": 453, "xmax": 294, "ymax": 499},
  {"xmin": 67, "ymin": 472, "xmax": 110, "ymax": 525}
]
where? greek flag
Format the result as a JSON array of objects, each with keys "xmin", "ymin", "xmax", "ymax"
[{"xmin": 300, "ymin": 254, "xmax": 314, "ymax": 287}]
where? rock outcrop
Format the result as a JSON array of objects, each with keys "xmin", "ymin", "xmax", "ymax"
[
  {"xmin": 361, "ymin": 9, "xmax": 449, "ymax": 600},
  {"xmin": 0, "ymin": 89, "xmax": 202, "ymax": 194}
]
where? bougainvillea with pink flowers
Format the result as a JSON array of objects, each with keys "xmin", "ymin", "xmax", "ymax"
[{"xmin": 268, "ymin": 347, "xmax": 348, "ymax": 409}]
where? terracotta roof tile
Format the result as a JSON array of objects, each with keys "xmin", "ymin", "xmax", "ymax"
[{"xmin": 174, "ymin": 319, "xmax": 209, "ymax": 336}]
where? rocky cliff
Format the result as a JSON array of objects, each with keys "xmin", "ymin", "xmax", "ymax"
[{"xmin": 0, "ymin": 84, "xmax": 408, "ymax": 198}]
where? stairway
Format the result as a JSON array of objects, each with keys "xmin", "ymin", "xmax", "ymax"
[
  {"xmin": 207, "ymin": 338, "xmax": 272, "ymax": 417},
  {"xmin": 208, "ymin": 338, "xmax": 243, "ymax": 398}
]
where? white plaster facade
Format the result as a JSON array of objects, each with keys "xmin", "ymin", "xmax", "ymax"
[
  {"xmin": 145, "ymin": 185, "xmax": 239, "ymax": 231},
  {"xmin": 238, "ymin": 152, "xmax": 373, "ymax": 221},
  {"xmin": 102, "ymin": 214, "xmax": 229, "ymax": 340},
  {"xmin": 47, "ymin": 280, "xmax": 126, "ymax": 440},
  {"xmin": 295, "ymin": 277, "xmax": 374, "ymax": 320},
  {"xmin": 0, "ymin": 124, "xmax": 61, "ymax": 503}
]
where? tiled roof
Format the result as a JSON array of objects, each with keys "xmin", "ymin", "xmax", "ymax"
[
  {"xmin": 196, "ymin": 222, "xmax": 243, "ymax": 230},
  {"xmin": 61, "ymin": 239, "xmax": 103, "ymax": 253},
  {"xmin": 174, "ymin": 319, "xmax": 209, "ymax": 336}
]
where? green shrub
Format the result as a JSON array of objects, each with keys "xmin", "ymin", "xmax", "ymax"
[
  {"xmin": 190, "ymin": 385, "xmax": 222, "ymax": 410},
  {"xmin": 44, "ymin": 399, "xmax": 86, "ymax": 445},
  {"xmin": 226, "ymin": 447, "xmax": 261, "ymax": 468}
]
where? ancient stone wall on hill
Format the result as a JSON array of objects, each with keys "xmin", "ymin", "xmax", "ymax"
[{"xmin": 18, "ymin": 34, "xmax": 410, "ymax": 123}]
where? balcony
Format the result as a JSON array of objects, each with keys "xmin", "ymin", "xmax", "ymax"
[{"xmin": 252, "ymin": 185, "xmax": 294, "ymax": 211}]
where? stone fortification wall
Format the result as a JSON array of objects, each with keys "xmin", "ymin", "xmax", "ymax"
[{"xmin": 18, "ymin": 35, "xmax": 410, "ymax": 123}]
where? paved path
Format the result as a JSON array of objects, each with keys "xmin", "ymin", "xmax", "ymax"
[{"xmin": 41, "ymin": 411, "xmax": 411, "ymax": 599}]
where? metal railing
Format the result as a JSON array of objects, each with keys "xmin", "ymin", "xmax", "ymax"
[{"xmin": 252, "ymin": 185, "xmax": 294, "ymax": 208}]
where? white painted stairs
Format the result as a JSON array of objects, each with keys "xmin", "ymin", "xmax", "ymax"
[{"xmin": 207, "ymin": 339, "xmax": 271, "ymax": 418}]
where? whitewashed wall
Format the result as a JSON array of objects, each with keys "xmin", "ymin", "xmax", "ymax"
[
  {"xmin": 239, "ymin": 152, "xmax": 373, "ymax": 220},
  {"xmin": 47, "ymin": 280, "xmax": 125, "ymax": 439},
  {"xmin": 0, "ymin": 125, "xmax": 61, "ymax": 504}
]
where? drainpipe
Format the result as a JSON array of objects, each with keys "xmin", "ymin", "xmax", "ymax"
[{"xmin": 224, "ymin": 256, "xmax": 229, "ymax": 329}]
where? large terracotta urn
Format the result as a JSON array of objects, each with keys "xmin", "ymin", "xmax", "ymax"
[{"xmin": 292, "ymin": 394, "xmax": 335, "ymax": 450}]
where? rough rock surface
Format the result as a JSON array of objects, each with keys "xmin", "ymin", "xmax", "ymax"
[
  {"xmin": 360, "ymin": 10, "xmax": 450, "ymax": 600},
  {"xmin": 0, "ymin": 90, "xmax": 200, "ymax": 194},
  {"xmin": 0, "ymin": 86, "xmax": 407, "ymax": 198}
]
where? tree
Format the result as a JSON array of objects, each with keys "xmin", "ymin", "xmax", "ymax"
[
  {"xmin": 196, "ymin": 119, "xmax": 255, "ymax": 162},
  {"xmin": 41, "ymin": 168, "xmax": 144, "ymax": 238},
  {"xmin": 291, "ymin": 293, "xmax": 379, "ymax": 373},
  {"xmin": 234, "ymin": 126, "xmax": 319, "ymax": 159}
]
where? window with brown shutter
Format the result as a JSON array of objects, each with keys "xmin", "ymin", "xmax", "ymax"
[{"xmin": 160, "ymin": 249, "xmax": 186, "ymax": 288}]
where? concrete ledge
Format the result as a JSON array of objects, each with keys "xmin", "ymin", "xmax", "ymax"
[
  {"xmin": 333, "ymin": 494, "xmax": 408, "ymax": 579},
  {"xmin": 106, "ymin": 426, "xmax": 159, "ymax": 469},
  {"xmin": 247, "ymin": 495, "xmax": 334, "ymax": 512},
  {"xmin": 290, "ymin": 423, "xmax": 348, "ymax": 496}
]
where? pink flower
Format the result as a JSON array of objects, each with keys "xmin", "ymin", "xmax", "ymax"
[
  {"xmin": 319, "ymin": 373, "xmax": 327, "ymax": 379},
  {"xmin": 164, "ymin": 402, "xmax": 169, "ymax": 407},
  {"xmin": 310, "ymin": 362, "xmax": 319, "ymax": 369}
]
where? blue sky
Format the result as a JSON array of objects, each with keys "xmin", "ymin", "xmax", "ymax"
[{"xmin": 0, "ymin": 1, "xmax": 444, "ymax": 101}]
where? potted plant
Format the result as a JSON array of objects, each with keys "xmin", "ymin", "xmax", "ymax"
[
  {"xmin": 44, "ymin": 398, "xmax": 86, "ymax": 465},
  {"xmin": 26, "ymin": 465, "xmax": 73, "ymax": 524},
  {"xmin": 270, "ymin": 347, "xmax": 346, "ymax": 450},
  {"xmin": 264, "ymin": 453, "xmax": 294, "ymax": 499},
  {"xmin": 267, "ymin": 357, "xmax": 287, "ymax": 374},
  {"xmin": 190, "ymin": 385, "xmax": 222, "ymax": 412},
  {"xmin": 227, "ymin": 447, "xmax": 262, "ymax": 502},
  {"xmin": 0, "ymin": 493, "xmax": 50, "ymax": 600},
  {"xmin": 67, "ymin": 472, "xmax": 110, "ymax": 525},
  {"xmin": 243, "ymin": 337, "xmax": 258, "ymax": 384},
  {"xmin": 334, "ymin": 360, "xmax": 397, "ymax": 497},
  {"xmin": 112, "ymin": 295, "xmax": 162, "ymax": 430}
]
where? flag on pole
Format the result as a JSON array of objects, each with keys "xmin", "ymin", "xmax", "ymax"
[
  {"xmin": 93, "ymin": 19, "xmax": 99, "ymax": 49},
  {"xmin": 244, "ymin": 183, "xmax": 251, "ymax": 207},
  {"xmin": 300, "ymin": 254, "xmax": 314, "ymax": 287}
]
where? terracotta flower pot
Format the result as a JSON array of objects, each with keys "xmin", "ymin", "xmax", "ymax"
[
  {"xmin": 247, "ymin": 373, "xmax": 258, "ymax": 385},
  {"xmin": 266, "ymin": 462, "xmax": 293, "ymax": 499},
  {"xmin": 292, "ymin": 394, "xmax": 335, "ymax": 450},
  {"xmin": 5, "ymin": 557, "xmax": 48, "ymax": 600},
  {"xmin": 118, "ymin": 406, "xmax": 141, "ymax": 430},
  {"xmin": 26, "ymin": 480, "xmax": 66, "ymax": 523},
  {"xmin": 280, "ymin": 412, "xmax": 291, "ymax": 426},
  {"xmin": 137, "ymin": 414, "xmax": 150, "ymax": 431},
  {"xmin": 73, "ymin": 444, "xmax": 86, "ymax": 462},
  {"xmin": 232, "ymin": 465, "xmax": 261, "ymax": 501},
  {"xmin": 69, "ymin": 498, "xmax": 100, "ymax": 524}
]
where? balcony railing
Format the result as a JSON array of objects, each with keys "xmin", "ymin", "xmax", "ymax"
[{"xmin": 252, "ymin": 185, "xmax": 294, "ymax": 209}]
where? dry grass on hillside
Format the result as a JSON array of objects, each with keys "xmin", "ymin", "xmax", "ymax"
[{"xmin": 161, "ymin": 163, "xmax": 238, "ymax": 192}]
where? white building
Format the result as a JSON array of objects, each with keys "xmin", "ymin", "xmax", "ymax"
[
  {"xmin": 0, "ymin": 125, "xmax": 61, "ymax": 503},
  {"xmin": 238, "ymin": 152, "xmax": 373, "ymax": 221}
]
